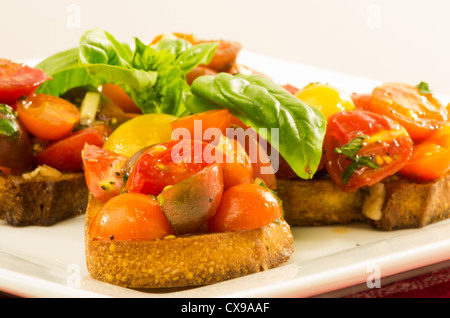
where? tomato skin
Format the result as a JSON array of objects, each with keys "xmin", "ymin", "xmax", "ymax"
[
  {"xmin": 125, "ymin": 139, "xmax": 225, "ymax": 196},
  {"xmin": 101, "ymin": 83, "xmax": 141, "ymax": 114},
  {"xmin": 324, "ymin": 110, "xmax": 413, "ymax": 192},
  {"xmin": 399, "ymin": 122, "xmax": 450, "ymax": 180},
  {"xmin": 35, "ymin": 125, "xmax": 110, "ymax": 172},
  {"xmin": 186, "ymin": 66, "xmax": 217, "ymax": 85},
  {"xmin": 208, "ymin": 183, "xmax": 282, "ymax": 232},
  {"xmin": 368, "ymin": 82, "xmax": 447, "ymax": 141},
  {"xmin": 82, "ymin": 143, "xmax": 128, "ymax": 203},
  {"xmin": 0, "ymin": 59, "xmax": 50, "ymax": 106},
  {"xmin": 351, "ymin": 93, "xmax": 372, "ymax": 111},
  {"xmin": 89, "ymin": 192, "xmax": 174, "ymax": 241},
  {"xmin": 17, "ymin": 94, "xmax": 81, "ymax": 140},
  {"xmin": 196, "ymin": 40, "xmax": 242, "ymax": 73}
]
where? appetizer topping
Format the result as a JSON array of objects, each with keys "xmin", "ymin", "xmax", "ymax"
[
  {"xmin": 208, "ymin": 183, "xmax": 283, "ymax": 232},
  {"xmin": 89, "ymin": 192, "xmax": 174, "ymax": 241},
  {"xmin": 22, "ymin": 164, "xmax": 62, "ymax": 180},
  {"xmin": 323, "ymin": 110, "xmax": 413, "ymax": 192},
  {"xmin": 0, "ymin": 59, "xmax": 50, "ymax": 106}
]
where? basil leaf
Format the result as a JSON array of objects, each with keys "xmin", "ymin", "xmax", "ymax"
[
  {"xmin": 35, "ymin": 47, "xmax": 79, "ymax": 75},
  {"xmin": 175, "ymin": 42, "xmax": 218, "ymax": 74},
  {"xmin": 0, "ymin": 104, "xmax": 18, "ymax": 139},
  {"xmin": 417, "ymin": 81, "xmax": 432, "ymax": 95},
  {"xmin": 186, "ymin": 73, "xmax": 327, "ymax": 179},
  {"xmin": 334, "ymin": 135, "xmax": 368, "ymax": 158}
]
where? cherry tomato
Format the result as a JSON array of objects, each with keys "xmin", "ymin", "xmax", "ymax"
[
  {"xmin": 368, "ymin": 82, "xmax": 447, "ymax": 141},
  {"xmin": 89, "ymin": 192, "xmax": 174, "ymax": 241},
  {"xmin": 82, "ymin": 143, "xmax": 128, "ymax": 203},
  {"xmin": 158, "ymin": 163, "xmax": 224, "ymax": 235},
  {"xmin": 0, "ymin": 59, "xmax": 50, "ymax": 106},
  {"xmin": 186, "ymin": 65, "xmax": 217, "ymax": 85},
  {"xmin": 351, "ymin": 93, "xmax": 372, "ymax": 111},
  {"xmin": 125, "ymin": 139, "xmax": 226, "ymax": 196},
  {"xmin": 17, "ymin": 94, "xmax": 81, "ymax": 140},
  {"xmin": 35, "ymin": 125, "xmax": 110, "ymax": 172},
  {"xmin": 323, "ymin": 110, "xmax": 413, "ymax": 192},
  {"xmin": 151, "ymin": 32, "xmax": 196, "ymax": 45},
  {"xmin": 282, "ymin": 84, "xmax": 300, "ymax": 95},
  {"xmin": 196, "ymin": 40, "xmax": 242, "ymax": 73},
  {"xmin": 0, "ymin": 104, "xmax": 33, "ymax": 174},
  {"xmin": 171, "ymin": 109, "xmax": 233, "ymax": 144},
  {"xmin": 208, "ymin": 183, "xmax": 282, "ymax": 232},
  {"xmin": 399, "ymin": 122, "xmax": 450, "ymax": 180},
  {"xmin": 101, "ymin": 83, "xmax": 142, "ymax": 114}
]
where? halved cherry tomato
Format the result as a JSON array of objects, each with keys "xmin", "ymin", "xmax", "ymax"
[
  {"xmin": 186, "ymin": 65, "xmax": 218, "ymax": 85},
  {"xmin": 324, "ymin": 110, "xmax": 413, "ymax": 192},
  {"xmin": 368, "ymin": 82, "xmax": 447, "ymax": 141},
  {"xmin": 282, "ymin": 84, "xmax": 300, "ymax": 95},
  {"xmin": 399, "ymin": 122, "xmax": 450, "ymax": 180},
  {"xmin": 89, "ymin": 192, "xmax": 174, "ymax": 241},
  {"xmin": 82, "ymin": 143, "xmax": 128, "ymax": 203},
  {"xmin": 158, "ymin": 163, "xmax": 223, "ymax": 235},
  {"xmin": 0, "ymin": 59, "xmax": 50, "ymax": 106},
  {"xmin": 125, "ymin": 139, "xmax": 226, "ymax": 196},
  {"xmin": 101, "ymin": 83, "xmax": 142, "ymax": 114},
  {"xmin": 351, "ymin": 93, "xmax": 372, "ymax": 111},
  {"xmin": 196, "ymin": 40, "xmax": 242, "ymax": 73},
  {"xmin": 35, "ymin": 125, "xmax": 110, "ymax": 172},
  {"xmin": 17, "ymin": 94, "xmax": 81, "ymax": 140},
  {"xmin": 208, "ymin": 183, "xmax": 282, "ymax": 232},
  {"xmin": 171, "ymin": 109, "xmax": 232, "ymax": 144}
]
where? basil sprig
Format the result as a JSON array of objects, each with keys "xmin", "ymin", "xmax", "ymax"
[
  {"xmin": 36, "ymin": 28, "xmax": 218, "ymax": 116},
  {"xmin": 334, "ymin": 135, "xmax": 380, "ymax": 185},
  {"xmin": 185, "ymin": 73, "xmax": 327, "ymax": 180}
]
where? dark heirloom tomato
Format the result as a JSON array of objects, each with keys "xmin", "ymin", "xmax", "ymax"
[
  {"xmin": 89, "ymin": 192, "xmax": 174, "ymax": 241},
  {"xmin": 35, "ymin": 125, "xmax": 110, "ymax": 172},
  {"xmin": 399, "ymin": 122, "xmax": 450, "ymax": 181},
  {"xmin": 0, "ymin": 59, "xmax": 50, "ymax": 106},
  {"xmin": 82, "ymin": 144, "xmax": 128, "ymax": 203},
  {"xmin": 323, "ymin": 110, "xmax": 413, "ymax": 192},
  {"xmin": 158, "ymin": 163, "xmax": 223, "ymax": 235},
  {"xmin": 125, "ymin": 139, "xmax": 226, "ymax": 196},
  {"xmin": 368, "ymin": 82, "xmax": 447, "ymax": 141},
  {"xmin": 0, "ymin": 104, "xmax": 33, "ymax": 174}
]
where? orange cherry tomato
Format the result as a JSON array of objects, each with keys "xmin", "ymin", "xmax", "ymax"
[
  {"xmin": 399, "ymin": 122, "xmax": 450, "ymax": 180},
  {"xmin": 368, "ymin": 82, "xmax": 447, "ymax": 141},
  {"xmin": 89, "ymin": 192, "xmax": 174, "ymax": 241},
  {"xmin": 151, "ymin": 32, "xmax": 196, "ymax": 45},
  {"xmin": 351, "ymin": 93, "xmax": 372, "ymax": 111},
  {"xmin": 82, "ymin": 143, "xmax": 128, "ymax": 203},
  {"xmin": 196, "ymin": 40, "xmax": 242, "ymax": 73},
  {"xmin": 0, "ymin": 59, "xmax": 50, "ymax": 106},
  {"xmin": 101, "ymin": 83, "xmax": 142, "ymax": 114},
  {"xmin": 17, "ymin": 94, "xmax": 80, "ymax": 140},
  {"xmin": 208, "ymin": 183, "xmax": 282, "ymax": 232},
  {"xmin": 186, "ymin": 65, "xmax": 217, "ymax": 85}
]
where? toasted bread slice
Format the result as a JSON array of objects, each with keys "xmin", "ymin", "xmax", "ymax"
[
  {"xmin": 278, "ymin": 172, "xmax": 450, "ymax": 231},
  {"xmin": 85, "ymin": 194, "xmax": 294, "ymax": 288},
  {"xmin": 0, "ymin": 167, "xmax": 88, "ymax": 226}
]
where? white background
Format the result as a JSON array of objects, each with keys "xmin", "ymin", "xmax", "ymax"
[{"xmin": 1, "ymin": 0, "xmax": 450, "ymax": 96}]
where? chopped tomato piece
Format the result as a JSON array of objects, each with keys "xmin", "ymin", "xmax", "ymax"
[
  {"xmin": 186, "ymin": 65, "xmax": 217, "ymax": 85},
  {"xmin": 17, "ymin": 94, "xmax": 81, "ymax": 140},
  {"xmin": 368, "ymin": 82, "xmax": 447, "ymax": 141},
  {"xmin": 101, "ymin": 83, "xmax": 142, "ymax": 114},
  {"xmin": 125, "ymin": 139, "xmax": 226, "ymax": 196},
  {"xmin": 89, "ymin": 192, "xmax": 174, "ymax": 241},
  {"xmin": 351, "ymin": 93, "xmax": 372, "ymax": 111},
  {"xmin": 208, "ymin": 183, "xmax": 282, "ymax": 232},
  {"xmin": 35, "ymin": 125, "xmax": 110, "ymax": 172},
  {"xmin": 0, "ymin": 59, "xmax": 50, "ymax": 106},
  {"xmin": 323, "ymin": 110, "xmax": 413, "ymax": 192},
  {"xmin": 399, "ymin": 122, "xmax": 450, "ymax": 180},
  {"xmin": 196, "ymin": 40, "xmax": 242, "ymax": 73},
  {"xmin": 82, "ymin": 143, "xmax": 128, "ymax": 203}
]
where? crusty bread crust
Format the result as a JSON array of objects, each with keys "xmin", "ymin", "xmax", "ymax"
[
  {"xmin": 85, "ymin": 194, "xmax": 294, "ymax": 288},
  {"xmin": 0, "ymin": 172, "xmax": 88, "ymax": 226}
]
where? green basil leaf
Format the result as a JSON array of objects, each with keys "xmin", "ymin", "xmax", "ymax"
[
  {"xmin": 35, "ymin": 47, "xmax": 80, "ymax": 75},
  {"xmin": 417, "ymin": 81, "xmax": 432, "ymax": 95},
  {"xmin": 187, "ymin": 73, "xmax": 327, "ymax": 179},
  {"xmin": 176, "ymin": 42, "xmax": 219, "ymax": 74}
]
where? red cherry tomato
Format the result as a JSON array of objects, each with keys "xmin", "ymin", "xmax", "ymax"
[
  {"xmin": 351, "ymin": 93, "xmax": 372, "ymax": 111},
  {"xmin": 323, "ymin": 110, "xmax": 413, "ymax": 192},
  {"xmin": 399, "ymin": 122, "xmax": 450, "ymax": 180},
  {"xmin": 89, "ymin": 192, "xmax": 174, "ymax": 241},
  {"xmin": 208, "ymin": 183, "xmax": 282, "ymax": 232},
  {"xmin": 368, "ymin": 82, "xmax": 447, "ymax": 141},
  {"xmin": 125, "ymin": 139, "xmax": 226, "ymax": 196},
  {"xmin": 35, "ymin": 125, "xmax": 110, "ymax": 172},
  {"xmin": 17, "ymin": 94, "xmax": 81, "ymax": 140},
  {"xmin": 82, "ymin": 143, "xmax": 128, "ymax": 203},
  {"xmin": 0, "ymin": 59, "xmax": 50, "ymax": 106}
]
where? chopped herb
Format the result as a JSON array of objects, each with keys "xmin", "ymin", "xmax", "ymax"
[
  {"xmin": 335, "ymin": 135, "xmax": 380, "ymax": 185},
  {"xmin": 417, "ymin": 81, "xmax": 432, "ymax": 95}
]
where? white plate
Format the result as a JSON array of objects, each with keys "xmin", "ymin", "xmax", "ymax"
[{"xmin": 1, "ymin": 51, "xmax": 450, "ymax": 298}]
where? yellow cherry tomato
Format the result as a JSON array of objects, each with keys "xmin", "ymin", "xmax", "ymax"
[
  {"xmin": 295, "ymin": 83, "xmax": 355, "ymax": 119},
  {"xmin": 103, "ymin": 113, "xmax": 176, "ymax": 158}
]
